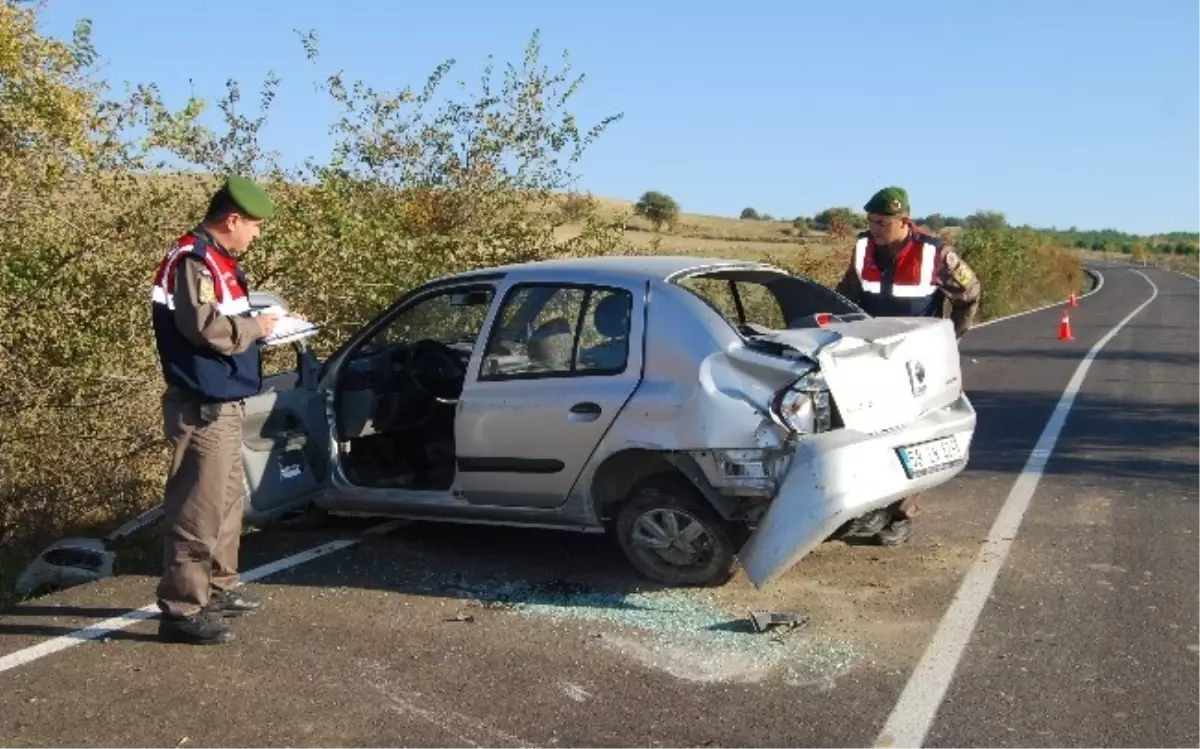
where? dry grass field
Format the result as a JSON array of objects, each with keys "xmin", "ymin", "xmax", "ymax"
[{"xmin": 552, "ymin": 196, "xmax": 847, "ymax": 263}]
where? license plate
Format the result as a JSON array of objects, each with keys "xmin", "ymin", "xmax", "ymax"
[{"xmin": 897, "ymin": 435, "xmax": 965, "ymax": 478}]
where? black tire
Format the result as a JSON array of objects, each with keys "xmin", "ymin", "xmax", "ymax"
[
  {"xmin": 830, "ymin": 507, "xmax": 891, "ymax": 540},
  {"xmin": 614, "ymin": 475, "xmax": 738, "ymax": 587},
  {"xmin": 872, "ymin": 517, "xmax": 914, "ymax": 546}
]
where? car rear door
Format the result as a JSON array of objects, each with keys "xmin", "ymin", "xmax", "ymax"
[{"xmin": 453, "ymin": 279, "xmax": 646, "ymax": 508}]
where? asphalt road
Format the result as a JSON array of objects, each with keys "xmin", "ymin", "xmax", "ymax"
[{"xmin": 0, "ymin": 263, "xmax": 1195, "ymax": 748}]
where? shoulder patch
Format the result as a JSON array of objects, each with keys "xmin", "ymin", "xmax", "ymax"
[
  {"xmin": 952, "ymin": 263, "xmax": 974, "ymax": 287},
  {"xmin": 197, "ymin": 275, "xmax": 216, "ymax": 304}
]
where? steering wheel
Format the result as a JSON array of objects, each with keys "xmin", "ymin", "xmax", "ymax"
[{"xmin": 404, "ymin": 339, "xmax": 466, "ymax": 405}]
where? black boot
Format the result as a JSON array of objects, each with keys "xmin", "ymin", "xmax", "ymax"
[
  {"xmin": 158, "ymin": 612, "xmax": 235, "ymax": 645},
  {"xmin": 203, "ymin": 588, "xmax": 265, "ymax": 617}
]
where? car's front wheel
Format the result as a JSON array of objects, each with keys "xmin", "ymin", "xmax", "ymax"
[{"xmin": 614, "ymin": 475, "xmax": 739, "ymax": 587}]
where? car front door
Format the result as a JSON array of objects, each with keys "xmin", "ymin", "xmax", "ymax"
[
  {"xmin": 239, "ymin": 303, "xmax": 331, "ymax": 524},
  {"xmin": 453, "ymin": 280, "xmax": 646, "ymax": 508}
]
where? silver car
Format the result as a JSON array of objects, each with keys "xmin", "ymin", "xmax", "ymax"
[{"xmin": 18, "ymin": 255, "xmax": 977, "ymax": 595}]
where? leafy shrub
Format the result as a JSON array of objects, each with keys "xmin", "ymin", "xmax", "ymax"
[
  {"xmin": 812, "ymin": 207, "xmax": 867, "ymax": 231},
  {"xmin": 740, "ymin": 207, "xmax": 760, "ymax": 220}
]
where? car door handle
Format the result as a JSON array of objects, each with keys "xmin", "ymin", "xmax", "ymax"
[{"xmin": 569, "ymin": 402, "xmax": 602, "ymax": 417}]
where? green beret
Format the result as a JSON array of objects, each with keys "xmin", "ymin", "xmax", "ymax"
[
  {"xmin": 863, "ymin": 186, "xmax": 910, "ymax": 216},
  {"xmin": 224, "ymin": 175, "xmax": 275, "ymax": 219}
]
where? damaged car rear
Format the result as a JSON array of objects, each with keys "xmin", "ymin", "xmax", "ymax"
[{"xmin": 16, "ymin": 256, "xmax": 975, "ymax": 597}]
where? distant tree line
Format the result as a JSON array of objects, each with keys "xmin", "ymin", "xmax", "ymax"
[{"xmin": 638, "ymin": 190, "xmax": 1197, "ymax": 256}]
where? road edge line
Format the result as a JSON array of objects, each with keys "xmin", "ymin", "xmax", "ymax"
[
  {"xmin": 1165, "ymin": 267, "xmax": 1199, "ymax": 283},
  {"xmin": 0, "ymin": 521, "xmax": 404, "ymax": 675},
  {"xmin": 873, "ymin": 269, "xmax": 1160, "ymax": 748}
]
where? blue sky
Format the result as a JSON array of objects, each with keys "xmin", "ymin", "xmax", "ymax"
[{"xmin": 36, "ymin": 0, "xmax": 1200, "ymax": 235}]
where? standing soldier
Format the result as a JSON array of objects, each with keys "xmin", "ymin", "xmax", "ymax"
[
  {"xmin": 833, "ymin": 185, "xmax": 981, "ymax": 546},
  {"xmin": 150, "ymin": 175, "xmax": 282, "ymax": 645}
]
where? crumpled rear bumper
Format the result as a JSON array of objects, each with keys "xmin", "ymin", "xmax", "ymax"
[{"xmin": 738, "ymin": 393, "xmax": 977, "ymax": 588}]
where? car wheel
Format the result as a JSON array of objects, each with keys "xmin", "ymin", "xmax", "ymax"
[{"xmin": 614, "ymin": 475, "xmax": 738, "ymax": 587}]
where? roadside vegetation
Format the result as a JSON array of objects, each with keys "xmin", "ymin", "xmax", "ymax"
[{"xmin": 0, "ymin": 2, "xmax": 1177, "ymax": 601}]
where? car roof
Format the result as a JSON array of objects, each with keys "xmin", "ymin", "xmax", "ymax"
[{"xmin": 438, "ymin": 254, "xmax": 779, "ymax": 285}]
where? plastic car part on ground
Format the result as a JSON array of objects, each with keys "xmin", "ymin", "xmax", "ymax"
[{"xmin": 12, "ymin": 503, "xmax": 164, "ymax": 599}]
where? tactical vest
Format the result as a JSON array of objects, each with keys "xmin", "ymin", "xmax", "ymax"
[
  {"xmin": 150, "ymin": 230, "xmax": 262, "ymax": 402},
  {"xmin": 853, "ymin": 230, "xmax": 944, "ymax": 317}
]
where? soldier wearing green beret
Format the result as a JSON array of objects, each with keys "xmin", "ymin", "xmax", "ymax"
[
  {"xmin": 833, "ymin": 185, "xmax": 981, "ymax": 546},
  {"xmin": 148, "ymin": 175, "xmax": 297, "ymax": 644}
]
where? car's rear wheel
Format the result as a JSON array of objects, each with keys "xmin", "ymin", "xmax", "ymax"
[{"xmin": 614, "ymin": 475, "xmax": 738, "ymax": 587}]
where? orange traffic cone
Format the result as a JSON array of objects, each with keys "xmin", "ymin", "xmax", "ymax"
[
  {"xmin": 1058, "ymin": 309, "xmax": 1074, "ymax": 341},
  {"xmin": 1068, "ymin": 292, "xmax": 1078, "ymax": 307}
]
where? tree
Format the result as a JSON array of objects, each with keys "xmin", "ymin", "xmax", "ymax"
[
  {"xmin": 740, "ymin": 207, "xmax": 760, "ymax": 220},
  {"xmin": 634, "ymin": 190, "xmax": 679, "ymax": 230}
]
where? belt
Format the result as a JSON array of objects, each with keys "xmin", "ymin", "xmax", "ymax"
[{"xmin": 164, "ymin": 384, "xmax": 248, "ymax": 406}]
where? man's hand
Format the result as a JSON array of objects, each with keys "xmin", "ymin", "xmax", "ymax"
[{"xmin": 256, "ymin": 313, "xmax": 280, "ymax": 339}]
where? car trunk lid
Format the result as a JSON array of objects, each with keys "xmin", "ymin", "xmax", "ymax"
[{"xmin": 759, "ymin": 316, "xmax": 963, "ymax": 434}]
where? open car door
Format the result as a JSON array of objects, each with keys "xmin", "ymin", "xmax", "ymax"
[
  {"xmin": 11, "ymin": 293, "xmax": 332, "ymax": 598},
  {"xmin": 239, "ymin": 292, "xmax": 331, "ymax": 524}
]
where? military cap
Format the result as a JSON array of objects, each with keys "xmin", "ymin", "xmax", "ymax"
[
  {"xmin": 224, "ymin": 175, "xmax": 275, "ymax": 219},
  {"xmin": 863, "ymin": 186, "xmax": 910, "ymax": 216}
]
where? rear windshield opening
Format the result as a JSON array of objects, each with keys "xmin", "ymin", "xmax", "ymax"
[{"xmin": 674, "ymin": 268, "xmax": 863, "ymax": 336}]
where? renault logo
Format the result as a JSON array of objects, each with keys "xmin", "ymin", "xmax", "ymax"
[{"xmin": 907, "ymin": 359, "xmax": 927, "ymax": 396}]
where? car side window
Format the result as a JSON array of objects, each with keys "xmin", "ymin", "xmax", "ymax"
[
  {"xmin": 358, "ymin": 286, "xmax": 494, "ymax": 356},
  {"xmin": 480, "ymin": 284, "xmax": 633, "ymax": 379}
]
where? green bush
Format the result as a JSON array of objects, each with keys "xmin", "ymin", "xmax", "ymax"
[
  {"xmin": 812, "ymin": 207, "xmax": 867, "ymax": 231},
  {"xmin": 953, "ymin": 225, "xmax": 1084, "ymax": 319}
]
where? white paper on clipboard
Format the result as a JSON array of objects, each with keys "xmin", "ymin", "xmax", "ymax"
[{"xmin": 252, "ymin": 305, "xmax": 319, "ymax": 347}]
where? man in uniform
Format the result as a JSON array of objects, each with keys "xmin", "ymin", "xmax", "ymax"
[
  {"xmin": 149, "ymin": 175, "xmax": 282, "ymax": 645},
  {"xmin": 833, "ymin": 185, "xmax": 981, "ymax": 546}
]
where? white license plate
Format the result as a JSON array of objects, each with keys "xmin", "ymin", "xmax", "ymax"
[{"xmin": 897, "ymin": 435, "xmax": 965, "ymax": 478}]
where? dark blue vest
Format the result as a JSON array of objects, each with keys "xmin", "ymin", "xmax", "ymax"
[{"xmin": 151, "ymin": 233, "xmax": 262, "ymax": 402}]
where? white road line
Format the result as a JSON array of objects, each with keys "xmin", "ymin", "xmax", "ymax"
[
  {"xmin": 973, "ymin": 268, "xmax": 1105, "ymax": 329},
  {"xmin": 0, "ymin": 520, "xmax": 405, "ymax": 675},
  {"xmin": 1165, "ymin": 267, "xmax": 1199, "ymax": 283},
  {"xmin": 873, "ymin": 269, "xmax": 1160, "ymax": 749}
]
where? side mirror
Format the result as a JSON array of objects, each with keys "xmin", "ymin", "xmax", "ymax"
[{"xmin": 450, "ymin": 290, "xmax": 491, "ymax": 307}]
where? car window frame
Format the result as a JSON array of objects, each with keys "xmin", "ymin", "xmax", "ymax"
[{"xmin": 477, "ymin": 280, "xmax": 635, "ymax": 382}]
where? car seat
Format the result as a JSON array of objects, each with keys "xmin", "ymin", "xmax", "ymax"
[{"xmin": 581, "ymin": 294, "xmax": 630, "ymax": 370}]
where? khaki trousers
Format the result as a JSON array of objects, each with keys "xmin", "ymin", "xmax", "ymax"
[{"xmin": 156, "ymin": 388, "xmax": 246, "ymax": 618}]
